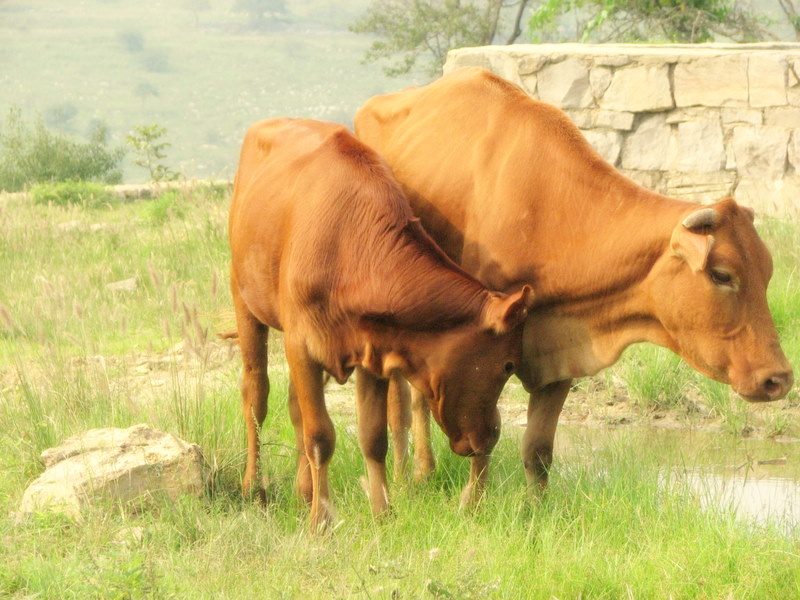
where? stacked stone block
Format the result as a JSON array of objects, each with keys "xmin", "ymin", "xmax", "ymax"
[{"xmin": 444, "ymin": 43, "xmax": 800, "ymax": 217}]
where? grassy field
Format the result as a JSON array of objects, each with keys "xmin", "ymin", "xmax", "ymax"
[
  {"xmin": 0, "ymin": 0, "xmax": 420, "ymax": 183},
  {"xmin": 0, "ymin": 187, "xmax": 799, "ymax": 598}
]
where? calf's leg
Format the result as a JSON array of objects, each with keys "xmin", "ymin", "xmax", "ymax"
[
  {"xmin": 232, "ymin": 288, "xmax": 269, "ymax": 503},
  {"xmin": 386, "ymin": 372, "xmax": 411, "ymax": 482},
  {"xmin": 521, "ymin": 379, "xmax": 571, "ymax": 489},
  {"xmin": 410, "ymin": 386, "xmax": 436, "ymax": 480},
  {"xmin": 285, "ymin": 340, "xmax": 336, "ymax": 532},
  {"xmin": 288, "ymin": 381, "xmax": 312, "ymax": 504},
  {"xmin": 355, "ymin": 367, "xmax": 391, "ymax": 516}
]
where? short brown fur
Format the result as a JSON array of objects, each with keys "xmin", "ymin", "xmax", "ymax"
[
  {"xmin": 229, "ymin": 118, "xmax": 531, "ymax": 528},
  {"xmin": 355, "ymin": 67, "xmax": 793, "ymax": 498}
]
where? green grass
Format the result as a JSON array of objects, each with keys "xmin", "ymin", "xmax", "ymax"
[{"xmin": 1, "ymin": 192, "xmax": 799, "ymax": 598}]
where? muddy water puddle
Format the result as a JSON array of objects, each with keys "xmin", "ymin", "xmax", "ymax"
[{"xmin": 552, "ymin": 425, "xmax": 800, "ymax": 529}]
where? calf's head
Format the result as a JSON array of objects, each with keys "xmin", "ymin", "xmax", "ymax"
[
  {"xmin": 649, "ymin": 198, "xmax": 793, "ymax": 401},
  {"xmin": 397, "ymin": 287, "xmax": 532, "ymax": 457}
]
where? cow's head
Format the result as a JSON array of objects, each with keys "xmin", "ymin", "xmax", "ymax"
[
  {"xmin": 402, "ymin": 286, "xmax": 532, "ymax": 457},
  {"xmin": 649, "ymin": 198, "xmax": 793, "ymax": 402}
]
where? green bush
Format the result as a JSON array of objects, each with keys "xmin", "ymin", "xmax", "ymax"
[
  {"xmin": 29, "ymin": 180, "xmax": 116, "ymax": 208},
  {"xmin": 141, "ymin": 190, "xmax": 186, "ymax": 224},
  {"xmin": 0, "ymin": 107, "xmax": 125, "ymax": 192}
]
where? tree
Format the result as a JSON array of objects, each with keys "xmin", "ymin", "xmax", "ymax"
[
  {"xmin": 351, "ymin": 0, "xmax": 531, "ymax": 77},
  {"xmin": 778, "ymin": 0, "xmax": 800, "ymax": 40},
  {"xmin": 126, "ymin": 124, "xmax": 179, "ymax": 183},
  {"xmin": 528, "ymin": 0, "xmax": 769, "ymax": 44},
  {"xmin": 233, "ymin": 0, "xmax": 286, "ymax": 30}
]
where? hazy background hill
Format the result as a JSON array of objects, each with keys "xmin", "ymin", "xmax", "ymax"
[
  {"xmin": 2, "ymin": 0, "xmax": 793, "ymax": 183},
  {"xmin": 0, "ymin": 0, "xmax": 420, "ymax": 182}
]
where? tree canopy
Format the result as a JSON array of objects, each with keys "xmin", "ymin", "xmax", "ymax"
[
  {"xmin": 529, "ymin": 0, "xmax": 768, "ymax": 44},
  {"xmin": 351, "ymin": 0, "xmax": 530, "ymax": 77},
  {"xmin": 352, "ymin": 0, "xmax": 770, "ymax": 77}
]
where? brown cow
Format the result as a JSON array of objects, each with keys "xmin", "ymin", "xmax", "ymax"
[
  {"xmin": 354, "ymin": 67, "xmax": 794, "ymax": 501},
  {"xmin": 228, "ymin": 117, "xmax": 532, "ymax": 529}
]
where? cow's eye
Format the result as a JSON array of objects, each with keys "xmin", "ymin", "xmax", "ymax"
[
  {"xmin": 709, "ymin": 269, "xmax": 733, "ymax": 287},
  {"xmin": 504, "ymin": 361, "xmax": 515, "ymax": 376}
]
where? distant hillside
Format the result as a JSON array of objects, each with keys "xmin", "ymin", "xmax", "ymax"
[
  {"xmin": 0, "ymin": 0, "xmax": 420, "ymax": 182},
  {"xmin": 2, "ymin": 0, "xmax": 795, "ymax": 183}
]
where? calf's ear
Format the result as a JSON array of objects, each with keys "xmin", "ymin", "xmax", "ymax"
[{"xmin": 483, "ymin": 285, "xmax": 533, "ymax": 335}]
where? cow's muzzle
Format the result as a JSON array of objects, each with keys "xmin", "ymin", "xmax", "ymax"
[{"xmin": 738, "ymin": 368, "xmax": 794, "ymax": 402}]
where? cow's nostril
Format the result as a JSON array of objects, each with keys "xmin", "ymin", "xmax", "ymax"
[
  {"xmin": 762, "ymin": 371, "xmax": 793, "ymax": 400},
  {"xmin": 764, "ymin": 378, "xmax": 781, "ymax": 396}
]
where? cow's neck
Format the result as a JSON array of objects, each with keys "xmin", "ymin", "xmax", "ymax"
[{"xmin": 517, "ymin": 178, "xmax": 691, "ymax": 390}]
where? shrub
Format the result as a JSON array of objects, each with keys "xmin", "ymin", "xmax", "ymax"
[
  {"xmin": 126, "ymin": 124, "xmax": 179, "ymax": 183},
  {"xmin": 140, "ymin": 190, "xmax": 186, "ymax": 224},
  {"xmin": 0, "ymin": 107, "xmax": 125, "ymax": 192},
  {"xmin": 30, "ymin": 181, "xmax": 116, "ymax": 208}
]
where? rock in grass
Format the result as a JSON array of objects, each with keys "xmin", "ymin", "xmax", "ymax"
[{"xmin": 18, "ymin": 424, "xmax": 204, "ymax": 519}]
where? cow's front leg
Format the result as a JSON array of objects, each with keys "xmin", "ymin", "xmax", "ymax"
[
  {"xmin": 355, "ymin": 367, "xmax": 391, "ymax": 516},
  {"xmin": 387, "ymin": 371, "xmax": 411, "ymax": 482},
  {"xmin": 285, "ymin": 340, "xmax": 336, "ymax": 532},
  {"xmin": 410, "ymin": 386, "xmax": 436, "ymax": 480},
  {"xmin": 459, "ymin": 455, "xmax": 490, "ymax": 509},
  {"xmin": 521, "ymin": 379, "xmax": 571, "ymax": 489}
]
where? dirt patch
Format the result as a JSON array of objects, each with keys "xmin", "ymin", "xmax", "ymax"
[
  {"xmin": 113, "ymin": 337, "xmax": 800, "ymax": 441},
  {"xmin": 5, "ymin": 337, "xmax": 797, "ymax": 442}
]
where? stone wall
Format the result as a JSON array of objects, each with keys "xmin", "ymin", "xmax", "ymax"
[{"xmin": 444, "ymin": 43, "xmax": 800, "ymax": 217}]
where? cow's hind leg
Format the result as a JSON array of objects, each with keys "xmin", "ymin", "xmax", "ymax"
[
  {"xmin": 232, "ymin": 288, "xmax": 269, "ymax": 503},
  {"xmin": 285, "ymin": 339, "xmax": 335, "ymax": 532},
  {"xmin": 356, "ymin": 367, "xmax": 391, "ymax": 516},
  {"xmin": 521, "ymin": 379, "xmax": 571, "ymax": 489},
  {"xmin": 387, "ymin": 372, "xmax": 411, "ymax": 482},
  {"xmin": 410, "ymin": 386, "xmax": 436, "ymax": 480}
]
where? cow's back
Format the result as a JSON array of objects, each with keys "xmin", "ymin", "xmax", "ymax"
[
  {"xmin": 355, "ymin": 67, "xmax": 645, "ymax": 294},
  {"xmin": 231, "ymin": 119, "xmax": 396, "ymax": 330}
]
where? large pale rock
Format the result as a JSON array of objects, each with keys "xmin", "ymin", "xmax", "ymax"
[
  {"xmin": 19, "ymin": 424, "xmax": 204, "ymax": 518},
  {"xmin": 566, "ymin": 110, "xmax": 593, "ymax": 129},
  {"xmin": 672, "ymin": 120, "xmax": 725, "ymax": 173},
  {"xmin": 764, "ymin": 106, "xmax": 800, "ymax": 128},
  {"xmin": 735, "ymin": 176, "xmax": 800, "ymax": 217},
  {"xmin": 720, "ymin": 108, "xmax": 763, "ymax": 126},
  {"xmin": 665, "ymin": 108, "xmax": 710, "ymax": 124},
  {"xmin": 444, "ymin": 47, "xmax": 523, "ymax": 86},
  {"xmin": 536, "ymin": 57, "xmax": 592, "ymax": 108},
  {"xmin": 621, "ymin": 114, "xmax": 673, "ymax": 171},
  {"xmin": 666, "ymin": 171, "xmax": 736, "ymax": 203},
  {"xmin": 726, "ymin": 126, "xmax": 789, "ymax": 179},
  {"xmin": 787, "ymin": 130, "xmax": 800, "ymax": 172},
  {"xmin": 589, "ymin": 66, "xmax": 613, "ymax": 99},
  {"xmin": 674, "ymin": 56, "xmax": 749, "ymax": 107},
  {"xmin": 582, "ymin": 129, "xmax": 623, "ymax": 165},
  {"xmin": 600, "ymin": 64, "xmax": 673, "ymax": 112},
  {"xmin": 748, "ymin": 55, "xmax": 787, "ymax": 107},
  {"xmin": 595, "ymin": 110, "xmax": 635, "ymax": 131}
]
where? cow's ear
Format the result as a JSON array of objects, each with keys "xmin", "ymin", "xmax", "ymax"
[
  {"xmin": 483, "ymin": 285, "xmax": 534, "ymax": 334},
  {"xmin": 670, "ymin": 224, "xmax": 714, "ymax": 273}
]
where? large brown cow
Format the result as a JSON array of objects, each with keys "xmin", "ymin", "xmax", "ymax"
[
  {"xmin": 354, "ymin": 67, "xmax": 794, "ymax": 501},
  {"xmin": 228, "ymin": 117, "xmax": 532, "ymax": 529}
]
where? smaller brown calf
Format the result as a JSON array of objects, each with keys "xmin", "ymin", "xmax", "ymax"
[{"xmin": 228, "ymin": 118, "xmax": 532, "ymax": 530}]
